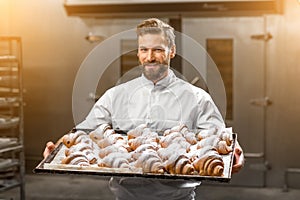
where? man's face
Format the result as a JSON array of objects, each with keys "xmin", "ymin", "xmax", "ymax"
[{"xmin": 137, "ymin": 33, "xmax": 175, "ymax": 83}]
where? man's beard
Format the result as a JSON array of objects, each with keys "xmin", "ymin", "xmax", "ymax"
[{"xmin": 142, "ymin": 62, "xmax": 169, "ymax": 82}]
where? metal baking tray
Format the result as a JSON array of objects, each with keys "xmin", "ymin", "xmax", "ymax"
[{"xmin": 34, "ymin": 134, "xmax": 236, "ymax": 182}]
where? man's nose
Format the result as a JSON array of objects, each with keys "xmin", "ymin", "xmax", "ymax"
[{"xmin": 146, "ymin": 50, "xmax": 155, "ymax": 61}]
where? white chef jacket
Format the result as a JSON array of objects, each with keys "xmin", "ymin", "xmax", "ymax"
[
  {"xmin": 77, "ymin": 69, "xmax": 225, "ymax": 132},
  {"xmin": 76, "ymin": 69, "xmax": 225, "ymax": 200}
]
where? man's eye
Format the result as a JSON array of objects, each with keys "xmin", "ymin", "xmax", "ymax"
[
  {"xmin": 139, "ymin": 48, "xmax": 147, "ymax": 52},
  {"xmin": 154, "ymin": 49, "xmax": 164, "ymax": 53}
]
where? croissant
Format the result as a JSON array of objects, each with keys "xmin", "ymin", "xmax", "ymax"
[
  {"xmin": 163, "ymin": 125, "xmax": 183, "ymax": 136},
  {"xmin": 98, "ymin": 145, "xmax": 128, "ymax": 159},
  {"xmin": 113, "ymin": 139, "xmax": 132, "ymax": 152},
  {"xmin": 131, "ymin": 143, "xmax": 157, "ymax": 159},
  {"xmin": 182, "ymin": 131, "xmax": 197, "ymax": 145},
  {"xmin": 217, "ymin": 140, "xmax": 233, "ymax": 155},
  {"xmin": 108, "ymin": 134, "xmax": 125, "ymax": 143},
  {"xmin": 89, "ymin": 131, "xmax": 102, "ymax": 142},
  {"xmin": 157, "ymin": 143, "xmax": 187, "ymax": 161},
  {"xmin": 160, "ymin": 132, "xmax": 183, "ymax": 148},
  {"xmin": 196, "ymin": 128, "xmax": 217, "ymax": 141},
  {"xmin": 166, "ymin": 124, "xmax": 188, "ymax": 135},
  {"xmin": 163, "ymin": 129, "xmax": 171, "ymax": 136},
  {"xmin": 62, "ymin": 131, "xmax": 88, "ymax": 148},
  {"xmin": 98, "ymin": 152, "xmax": 131, "ymax": 168},
  {"xmin": 127, "ymin": 125, "xmax": 160, "ymax": 148},
  {"xmin": 193, "ymin": 156, "xmax": 224, "ymax": 176},
  {"xmin": 134, "ymin": 143, "xmax": 158, "ymax": 153},
  {"xmin": 197, "ymin": 135, "xmax": 232, "ymax": 155},
  {"xmin": 165, "ymin": 154, "xmax": 195, "ymax": 175},
  {"xmin": 127, "ymin": 124, "xmax": 147, "ymax": 140},
  {"xmin": 186, "ymin": 145, "xmax": 212, "ymax": 161},
  {"xmin": 61, "ymin": 152, "xmax": 90, "ymax": 166},
  {"xmin": 128, "ymin": 136, "xmax": 158, "ymax": 151},
  {"xmin": 89, "ymin": 124, "xmax": 111, "ymax": 142},
  {"xmin": 103, "ymin": 128, "xmax": 116, "ymax": 138},
  {"xmin": 135, "ymin": 150, "xmax": 164, "ymax": 173},
  {"xmin": 96, "ymin": 134, "xmax": 125, "ymax": 149},
  {"xmin": 196, "ymin": 135, "xmax": 220, "ymax": 149},
  {"xmin": 65, "ymin": 142, "xmax": 97, "ymax": 164},
  {"xmin": 96, "ymin": 138, "xmax": 112, "ymax": 149},
  {"xmin": 166, "ymin": 125, "xmax": 198, "ymax": 145},
  {"xmin": 172, "ymin": 137, "xmax": 191, "ymax": 151},
  {"xmin": 216, "ymin": 128, "xmax": 233, "ymax": 146},
  {"xmin": 192, "ymin": 147, "xmax": 224, "ymax": 176},
  {"xmin": 197, "ymin": 127, "xmax": 233, "ymax": 148},
  {"xmin": 142, "ymin": 129, "xmax": 160, "ymax": 143}
]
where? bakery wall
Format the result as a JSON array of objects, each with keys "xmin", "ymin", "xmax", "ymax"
[
  {"xmin": 265, "ymin": 0, "xmax": 300, "ymax": 188},
  {"xmin": 0, "ymin": 0, "xmax": 300, "ymax": 188}
]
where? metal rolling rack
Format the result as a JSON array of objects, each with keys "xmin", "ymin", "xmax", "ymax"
[{"xmin": 0, "ymin": 37, "xmax": 25, "ymax": 200}]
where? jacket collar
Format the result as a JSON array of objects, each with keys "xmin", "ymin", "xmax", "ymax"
[{"xmin": 141, "ymin": 69, "xmax": 176, "ymax": 89}]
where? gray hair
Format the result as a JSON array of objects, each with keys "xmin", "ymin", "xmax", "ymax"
[{"xmin": 136, "ymin": 18, "xmax": 176, "ymax": 48}]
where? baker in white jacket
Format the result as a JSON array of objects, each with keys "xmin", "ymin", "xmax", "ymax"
[{"xmin": 44, "ymin": 18, "xmax": 244, "ymax": 200}]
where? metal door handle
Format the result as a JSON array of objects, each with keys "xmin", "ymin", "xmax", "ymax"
[{"xmin": 250, "ymin": 97, "xmax": 272, "ymax": 107}]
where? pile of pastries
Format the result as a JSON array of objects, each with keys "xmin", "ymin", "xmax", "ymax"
[{"xmin": 59, "ymin": 124, "xmax": 234, "ymax": 177}]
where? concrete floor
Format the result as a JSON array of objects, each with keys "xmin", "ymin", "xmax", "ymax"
[{"xmin": 1, "ymin": 174, "xmax": 300, "ymax": 200}]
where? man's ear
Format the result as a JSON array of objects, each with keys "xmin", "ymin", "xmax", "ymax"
[{"xmin": 170, "ymin": 45, "xmax": 176, "ymax": 58}]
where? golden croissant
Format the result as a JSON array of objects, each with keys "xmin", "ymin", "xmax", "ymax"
[{"xmin": 165, "ymin": 154, "xmax": 195, "ymax": 175}]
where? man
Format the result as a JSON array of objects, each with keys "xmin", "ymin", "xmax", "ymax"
[{"xmin": 44, "ymin": 18, "xmax": 244, "ymax": 200}]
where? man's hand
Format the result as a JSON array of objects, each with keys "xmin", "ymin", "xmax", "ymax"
[
  {"xmin": 43, "ymin": 141, "xmax": 56, "ymax": 158},
  {"xmin": 232, "ymin": 141, "xmax": 245, "ymax": 173}
]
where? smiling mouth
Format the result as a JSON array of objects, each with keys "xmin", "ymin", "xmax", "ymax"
[
  {"xmin": 145, "ymin": 65, "xmax": 158, "ymax": 69},
  {"xmin": 144, "ymin": 63, "xmax": 160, "ymax": 68}
]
